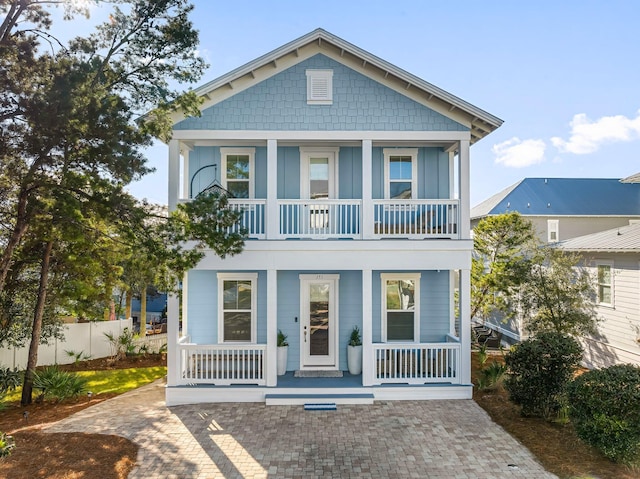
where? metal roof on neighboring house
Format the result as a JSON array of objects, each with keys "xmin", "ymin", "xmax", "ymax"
[
  {"xmin": 558, "ymin": 222, "xmax": 640, "ymax": 253},
  {"xmin": 471, "ymin": 178, "xmax": 640, "ymax": 219}
]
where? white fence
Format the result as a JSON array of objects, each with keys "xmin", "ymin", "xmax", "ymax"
[{"xmin": 0, "ymin": 319, "xmax": 132, "ymax": 369}]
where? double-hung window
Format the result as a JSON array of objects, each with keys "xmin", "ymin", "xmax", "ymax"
[
  {"xmin": 221, "ymin": 148, "xmax": 254, "ymax": 198},
  {"xmin": 381, "ymin": 273, "xmax": 420, "ymax": 342},
  {"xmin": 596, "ymin": 263, "xmax": 613, "ymax": 307},
  {"xmin": 384, "ymin": 148, "xmax": 418, "ymax": 199},
  {"xmin": 217, "ymin": 273, "xmax": 257, "ymax": 343}
]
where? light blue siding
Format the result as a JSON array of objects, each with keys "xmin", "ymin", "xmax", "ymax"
[
  {"xmin": 371, "ymin": 148, "xmax": 384, "ymax": 199},
  {"xmin": 255, "ymin": 147, "xmax": 268, "ymax": 198},
  {"xmin": 175, "ymin": 54, "xmax": 468, "ymax": 132},
  {"xmin": 277, "ymin": 147, "xmax": 300, "ymax": 199},
  {"xmin": 188, "ymin": 147, "xmax": 218, "ymax": 198},
  {"xmin": 338, "ymin": 148, "xmax": 362, "ymax": 199},
  {"xmin": 276, "ymin": 271, "xmax": 300, "ymax": 371}
]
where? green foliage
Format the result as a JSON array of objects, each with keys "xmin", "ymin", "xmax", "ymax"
[
  {"xmin": 520, "ymin": 247, "xmax": 598, "ymax": 337},
  {"xmin": 471, "ymin": 212, "xmax": 537, "ymax": 320},
  {"xmin": 277, "ymin": 330, "xmax": 288, "ymax": 347},
  {"xmin": 0, "ymin": 432, "xmax": 15, "ymax": 457},
  {"xmin": 64, "ymin": 350, "xmax": 92, "ymax": 365},
  {"xmin": 0, "ymin": 366, "xmax": 21, "ymax": 395},
  {"xmin": 77, "ymin": 366, "xmax": 167, "ymax": 396},
  {"xmin": 33, "ymin": 366, "xmax": 88, "ymax": 402},
  {"xmin": 477, "ymin": 361, "xmax": 508, "ymax": 391},
  {"xmin": 477, "ymin": 343, "xmax": 489, "ymax": 366},
  {"xmin": 567, "ymin": 364, "xmax": 640, "ymax": 466},
  {"xmin": 349, "ymin": 326, "xmax": 362, "ymax": 346},
  {"xmin": 504, "ymin": 331, "xmax": 583, "ymax": 419},
  {"xmin": 104, "ymin": 328, "xmax": 138, "ymax": 360}
]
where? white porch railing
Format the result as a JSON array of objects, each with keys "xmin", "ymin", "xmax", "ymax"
[
  {"xmin": 373, "ymin": 200, "xmax": 459, "ymax": 238},
  {"xmin": 372, "ymin": 342, "xmax": 461, "ymax": 384},
  {"xmin": 228, "ymin": 199, "xmax": 266, "ymax": 239},
  {"xmin": 178, "ymin": 343, "xmax": 266, "ymax": 385},
  {"xmin": 278, "ymin": 199, "xmax": 361, "ymax": 238}
]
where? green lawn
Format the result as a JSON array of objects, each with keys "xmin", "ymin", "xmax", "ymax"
[{"xmin": 3, "ymin": 366, "xmax": 167, "ymax": 403}]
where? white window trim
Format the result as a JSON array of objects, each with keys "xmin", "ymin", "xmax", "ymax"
[
  {"xmin": 381, "ymin": 273, "xmax": 421, "ymax": 342},
  {"xmin": 217, "ymin": 272, "xmax": 258, "ymax": 343},
  {"xmin": 220, "ymin": 147, "xmax": 255, "ymax": 199},
  {"xmin": 299, "ymin": 147, "xmax": 340, "ymax": 199},
  {"xmin": 547, "ymin": 219, "xmax": 559, "ymax": 243},
  {"xmin": 595, "ymin": 261, "xmax": 614, "ymax": 308},
  {"xmin": 306, "ymin": 69, "xmax": 333, "ymax": 105},
  {"xmin": 383, "ymin": 148, "xmax": 418, "ymax": 199}
]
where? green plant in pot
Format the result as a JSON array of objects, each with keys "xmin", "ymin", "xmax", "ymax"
[
  {"xmin": 277, "ymin": 329, "xmax": 288, "ymax": 376},
  {"xmin": 347, "ymin": 326, "xmax": 363, "ymax": 375}
]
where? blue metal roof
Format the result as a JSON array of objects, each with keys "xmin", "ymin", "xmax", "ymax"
[{"xmin": 474, "ymin": 178, "xmax": 640, "ymax": 217}]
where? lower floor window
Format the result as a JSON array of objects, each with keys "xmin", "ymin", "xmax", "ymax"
[
  {"xmin": 381, "ymin": 273, "xmax": 420, "ymax": 342},
  {"xmin": 217, "ymin": 273, "xmax": 257, "ymax": 342}
]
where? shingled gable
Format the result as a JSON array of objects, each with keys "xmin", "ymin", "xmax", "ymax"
[{"xmin": 171, "ymin": 28, "xmax": 502, "ymax": 144}]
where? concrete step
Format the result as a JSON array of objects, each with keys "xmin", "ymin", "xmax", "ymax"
[{"xmin": 265, "ymin": 393, "xmax": 375, "ymax": 406}]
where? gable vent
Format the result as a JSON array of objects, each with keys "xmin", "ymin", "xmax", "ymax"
[{"xmin": 306, "ymin": 69, "xmax": 333, "ymax": 105}]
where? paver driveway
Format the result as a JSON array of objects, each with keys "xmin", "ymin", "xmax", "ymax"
[{"xmin": 46, "ymin": 380, "xmax": 557, "ymax": 478}]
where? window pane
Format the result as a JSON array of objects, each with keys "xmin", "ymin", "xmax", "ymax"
[
  {"xmin": 598, "ymin": 266, "xmax": 611, "ymax": 284},
  {"xmin": 389, "ymin": 156, "xmax": 412, "ymax": 180},
  {"xmin": 226, "ymin": 155, "xmax": 249, "ymax": 179},
  {"xmin": 224, "ymin": 312, "xmax": 251, "ymax": 341},
  {"xmin": 310, "ymin": 158, "xmax": 329, "ymax": 199},
  {"xmin": 227, "ymin": 181, "xmax": 249, "ymax": 198},
  {"xmin": 223, "ymin": 280, "xmax": 238, "ymax": 309},
  {"xmin": 390, "ymin": 182, "xmax": 412, "ymax": 199},
  {"xmin": 387, "ymin": 311, "xmax": 414, "ymax": 341},
  {"xmin": 599, "ymin": 285, "xmax": 611, "ymax": 304},
  {"xmin": 237, "ymin": 280, "xmax": 252, "ymax": 309},
  {"xmin": 386, "ymin": 280, "xmax": 415, "ymax": 310}
]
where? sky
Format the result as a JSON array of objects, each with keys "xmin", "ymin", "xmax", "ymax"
[{"xmin": 47, "ymin": 1, "xmax": 640, "ymax": 206}]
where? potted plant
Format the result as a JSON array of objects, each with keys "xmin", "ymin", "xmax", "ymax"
[
  {"xmin": 347, "ymin": 326, "xmax": 363, "ymax": 375},
  {"xmin": 277, "ymin": 329, "xmax": 288, "ymax": 376}
]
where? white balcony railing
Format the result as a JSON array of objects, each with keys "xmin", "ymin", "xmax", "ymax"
[
  {"xmin": 178, "ymin": 343, "xmax": 266, "ymax": 385},
  {"xmin": 373, "ymin": 200, "xmax": 458, "ymax": 238},
  {"xmin": 278, "ymin": 199, "xmax": 361, "ymax": 238},
  {"xmin": 228, "ymin": 199, "xmax": 266, "ymax": 239},
  {"xmin": 372, "ymin": 342, "xmax": 460, "ymax": 385}
]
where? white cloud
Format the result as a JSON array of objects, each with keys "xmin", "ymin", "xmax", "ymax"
[
  {"xmin": 492, "ymin": 137, "xmax": 546, "ymax": 168},
  {"xmin": 551, "ymin": 110, "xmax": 640, "ymax": 154}
]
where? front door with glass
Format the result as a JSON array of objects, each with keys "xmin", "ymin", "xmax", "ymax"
[{"xmin": 300, "ymin": 275, "xmax": 339, "ymax": 368}]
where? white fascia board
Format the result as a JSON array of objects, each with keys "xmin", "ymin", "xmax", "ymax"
[{"xmin": 172, "ymin": 130, "xmax": 471, "ymax": 142}]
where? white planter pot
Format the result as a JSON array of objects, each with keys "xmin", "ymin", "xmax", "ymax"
[
  {"xmin": 347, "ymin": 345, "xmax": 363, "ymax": 375},
  {"xmin": 277, "ymin": 346, "xmax": 288, "ymax": 376}
]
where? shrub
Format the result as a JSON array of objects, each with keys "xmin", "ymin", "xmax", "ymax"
[
  {"xmin": 504, "ymin": 331, "xmax": 582, "ymax": 419},
  {"xmin": 477, "ymin": 361, "xmax": 507, "ymax": 391},
  {"xmin": 0, "ymin": 432, "xmax": 15, "ymax": 457},
  {"xmin": 567, "ymin": 364, "xmax": 640, "ymax": 466},
  {"xmin": 0, "ymin": 366, "xmax": 21, "ymax": 394},
  {"xmin": 104, "ymin": 328, "xmax": 137, "ymax": 360},
  {"xmin": 33, "ymin": 366, "xmax": 87, "ymax": 402}
]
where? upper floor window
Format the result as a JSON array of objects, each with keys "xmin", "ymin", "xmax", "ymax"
[
  {"xmin": 306, "ymin": 69, "xmax": 333, "ymax": 105},
  {"xmin": 217, "ymin": 273, "xmax": 258, "ymax": 343},
  {"xmin": 381, "ymin": 273, "xmax": 420, "ymax": 342},
  {"xmin": 596, "ymin": 262, "xmax": 613, "ymax": 307},
  {"xmin": 547, "ymin": 219, "xmax": 559, "ymax": 243},
  {"xmin": 384, "ymin": 148, "xmax": 418, "ymax": 199},
  {"xmin": 221, "ymin": 148, "xmax": 254, "ymax": 198}
]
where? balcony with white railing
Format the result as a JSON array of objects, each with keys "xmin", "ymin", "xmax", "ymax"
[
  {"xmin": 372, "ymin": 340, "xmax": 460, "ymax": 385},
  {"xmin": 178, "ymin": 343, "xmax": 267, "ymax": 385},
  {"xmin": 214, "ymin": 198, "xmax": 460, "ymax": 240}
]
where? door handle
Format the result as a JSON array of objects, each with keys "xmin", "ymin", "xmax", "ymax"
[{"xmin": 304, "ymin": 326, "xmax": 307, "ymax": 342}]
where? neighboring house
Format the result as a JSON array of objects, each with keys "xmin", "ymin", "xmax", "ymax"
[
  {"xmin": 131, "ymin": 293, "xmax": 167, "ymax": 334},
  {"xmin": 558, "ymin": 223, "xmax": 640, "ymax": 368},
  {"xmin": 163, "ymin": 29, "xmax": 502, "ymax": 406},
  {"xmin": 471, "ymin": 178, "xmax": 640, "ymax": 244},
  {"xmin": 471, "ymin": 176, "xmax": 640, "ymax": 344}
]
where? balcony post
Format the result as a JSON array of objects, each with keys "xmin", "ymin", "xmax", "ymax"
[
  {"xmin": 266, "ymin": 269, "xmax": 278, "ymax": 386},
  {"xmin": 166, "ymin": 289, "xmax": 180, "ymax": 386},
  {"xmin": 362, "ymin": 140, "xmax": 373, "ymax": 239},
  {"xmin": 458, "ymin": 139, "xmax": 471, "ymax": 239},
  {"xmin": 266, "ymin": 139, "xmax": 278, "ymax": 239},
  {"xmin": 362, "ymin": 269, "xmax": 374, "ymax": 386}
]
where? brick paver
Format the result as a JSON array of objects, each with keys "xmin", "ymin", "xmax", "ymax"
[{"xmin": 46, "ymin": 381, "xmax": 557, "ymax": 478}]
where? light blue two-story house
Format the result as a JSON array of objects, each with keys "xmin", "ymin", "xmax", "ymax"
[{"xmin": 165, "ymin": 29, "xmax": 502, "ymax": 406}]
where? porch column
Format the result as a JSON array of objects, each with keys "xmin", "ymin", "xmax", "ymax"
[
  {"xmin": 361, "ymin": 140, "xmax": 374, "ymax": 239},
  {"xmin": 266, "ymin": 139, "xmax": 278, "ymax": 239},
  {"xmin": 266, "ymin": 269, "xmax": 278, "ymax": 386},
  {"xmin": 459, "ymin": 268, "xmax": 471, "ymax": 385},
  {"xmin": 362, "ymin": 269, "xmax": 374, "ymax": 386},
  {"xmin": 168, "ymin": 139, "xmax": 180, "ymax": 212},
  {"xmin": 166, "ymin": 290, "xmax": 180, "ymax": 386},
  {"xmin": 458, "ymin": 139, "xmax": 471, "ymax": 239}
]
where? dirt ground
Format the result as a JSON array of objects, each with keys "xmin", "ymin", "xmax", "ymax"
[{"xmin": 0, "ymin": 352, "xmax": 636, "ymax": 479}]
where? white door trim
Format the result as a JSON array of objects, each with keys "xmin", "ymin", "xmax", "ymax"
[
  {"xmin": 299, "ymin": 147, "xmax": 340, "ymax": 199},
  {"xmin": 299, "ymin": 274, "xmax": 340, "ymax": 370}
]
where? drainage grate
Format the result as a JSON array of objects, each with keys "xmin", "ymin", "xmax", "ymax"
[{"xmin": 303, "ymin": 403, "xmax": 337, "ymax": 411}]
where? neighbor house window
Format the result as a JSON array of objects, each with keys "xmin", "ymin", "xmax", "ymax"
[
  {"xmin": 384, "ymin": 148, "xmax": 418, "ymax": 199},
  {"xmin": 306, "ymin": 69, "xmax": 333, "ymax": 104},
  {"xmin": 220, "ymin": 148, "xmax": 255, "ymax": 198},
  {"xmin": 596, "ymin": 263, "xmax": 613, "ymax": 306},
  {"xmin": 381, "ymin": 273, "xmax": 420, "ymax": 342},
  {"xmin": 217, "ymin": 273, "xmax": 258, "ymax": 343},
  {"xmin": 547, "ymin": 219, "xmax": 559, "ymax": 243}
]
